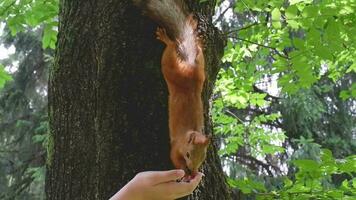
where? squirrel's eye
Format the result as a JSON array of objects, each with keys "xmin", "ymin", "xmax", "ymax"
[{"xmin": 186, "ymin": 152, "xmax": 190, "ymax": 159}]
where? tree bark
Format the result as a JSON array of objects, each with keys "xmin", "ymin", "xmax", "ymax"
[{"xmin": 46, "ymin": 0, "xmax": 229, "ymax": 199}]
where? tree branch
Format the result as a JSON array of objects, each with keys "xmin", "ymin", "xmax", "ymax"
[
  {"xmin": 235, "ymin": 155, "xmax": 274, "ymax": 176},
  {"xmin": 229, "ymin": 36, "xmax": 289, "ymax": 59},
  {"xmin": 213, "ymin": 0, "xmax": 234, "ymax": 24},
  {"xmin": 223, "ymin": 22, "xmax": 260, "ymax": 36},
  {"xmin": 253, "ymin": 85, "xmax": 281, "ymax": 100}
]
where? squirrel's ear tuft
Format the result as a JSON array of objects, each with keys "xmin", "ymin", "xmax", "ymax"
[{"xmin": 188, "ymin": 131, "xmax": 196, "ymax": 144}]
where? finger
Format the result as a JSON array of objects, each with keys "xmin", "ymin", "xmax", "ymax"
[
  {"xmin": 147, "ymin": 170, "xmax": 185, "ymax": 184},
  {"xmin": 186, "ymin": 172, "xmax": 203, "ymax": 187},
  {"xmin": 158, "ymin": 172, "xmax": 203, "ymax": 198}
]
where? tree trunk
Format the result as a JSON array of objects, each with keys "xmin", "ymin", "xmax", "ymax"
[{"xmin": 46, "ymin": 0, "xmax": 229, "ymax": 199}]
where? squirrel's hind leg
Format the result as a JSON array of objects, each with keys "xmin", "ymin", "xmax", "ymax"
[{"xmin": 156, "ymin": 27, "xmax": 173, "ymax": 45}]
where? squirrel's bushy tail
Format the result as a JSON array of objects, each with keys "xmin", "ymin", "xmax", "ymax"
[
  {"xmin": 133, "ymin": 0, "xmax": 198, "ymax": 65},
  {"xmin": 132, "ymin": 0, "xmax": 187, "ymax": 39}
]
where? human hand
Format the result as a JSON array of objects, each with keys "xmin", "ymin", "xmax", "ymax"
[{"xmin": 109, "ymin": 169, "xmax": 203, "ymax": 200}]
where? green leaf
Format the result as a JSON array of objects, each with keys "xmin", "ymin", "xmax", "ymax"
[
  {"xmin": 284, "ymin": 177, "xmax": 293, "ymax": 188},
  {"xmin": 339, "ymin": 90, "xmax": 350, "ymax": 100},
  {"xmin": 293, "ymin": 159, "xmax": 320, "ymax": 171},
  {"xmin": 339, "ymin": 156, "xmax": 356, "ymax": 173},
  {"xmin": 289, "ymin": 0, "xmax": 312, "ymax": 5},
  {"xmin": 228, "ymin": 178, "xmax": 266, "ymax": 194},
  {"xmin": 0, "ymin": 64, "xmax": 12, "ymax": 89},
  {"xmin": 271, "ymin": 8, "xmax": 281, "ymax": 29},
  {"xmin": 326, "ymin": 190, "xmax": 344, "ymax": 199},
  {"xmin": 287, "ymin": 19, "xmax": 299, "ymax": 29},
  {"xmin": 26, "ymin": 167, "xmax": 45, "ymax": 182},
  {"xmin": 42, "ymin": 25, "xmax": 57, "ymax": 49},
  {"xmin": 321, "ymin": 149, "xmax": 334, "ymax": 162},
  {"xmin": 293, "ymin": 38, "xmax": 305, "ymax": 50},
  {"xmin": 313, "ymin": 45, "xmax": 333, "ymax": 60},
  {"xmin": 346, "ymin": 63, "xmax": 356, "ymax": 73},
  {"xmin": 32, "ymin": 134, "xmax": 47, "ymax": 143},
  {"xmin": 302, "ymin": 5, "xmax": 318, "ymax": 18},
  {"xmin": 341, "ymin": 179, "xmax": 351, "ymax": 191},
  {"xmin": 287, "ymin": 184, "xmax": 310, "ymax": 193},
  {"xmin": 262, "ymin": 145, "xmax": 285, "ymax": 154},
  {"xmin": 285, "ymin": 5, "xmax": 298, "ymax": 19},
  {"xmin": 351, "ymin": 83, "xmax": 356, "ymax": 98}
]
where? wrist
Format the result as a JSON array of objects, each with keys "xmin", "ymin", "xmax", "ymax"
[{"xmin": 110, "ymin": 182, "xmax": 140, "ymax": 200}]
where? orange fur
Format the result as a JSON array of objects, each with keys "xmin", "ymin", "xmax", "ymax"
[
  {"xmin": 133, "ymin": 0, "xmax": 210, "ymax": 175},
  {"xmin": 156, "ymin": 22, "xmax": 209, "ymax": 174}
]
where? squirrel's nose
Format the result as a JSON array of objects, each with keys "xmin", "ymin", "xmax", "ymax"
[{"xmin": 185, "ymin": 166, "xmax": 192, "ymax": 175}]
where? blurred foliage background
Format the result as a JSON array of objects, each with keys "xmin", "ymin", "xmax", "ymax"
[{"xmin": 0, "ymin": 0, "xmax": 355, "ymax": 199}]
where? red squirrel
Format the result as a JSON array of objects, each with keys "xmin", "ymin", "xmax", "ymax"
[{"xmin": 133, "ymin": 0, "xmax": 210, "ymax": 176}]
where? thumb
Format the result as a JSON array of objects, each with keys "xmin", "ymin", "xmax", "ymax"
[{"xmin": 148, "ymin": 169, "xmax": 185, "ymax": 184}]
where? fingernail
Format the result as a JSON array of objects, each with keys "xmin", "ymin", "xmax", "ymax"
[{"xmin": 201, "ymin": 173, "xmax": 205, "ymax": 177}]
